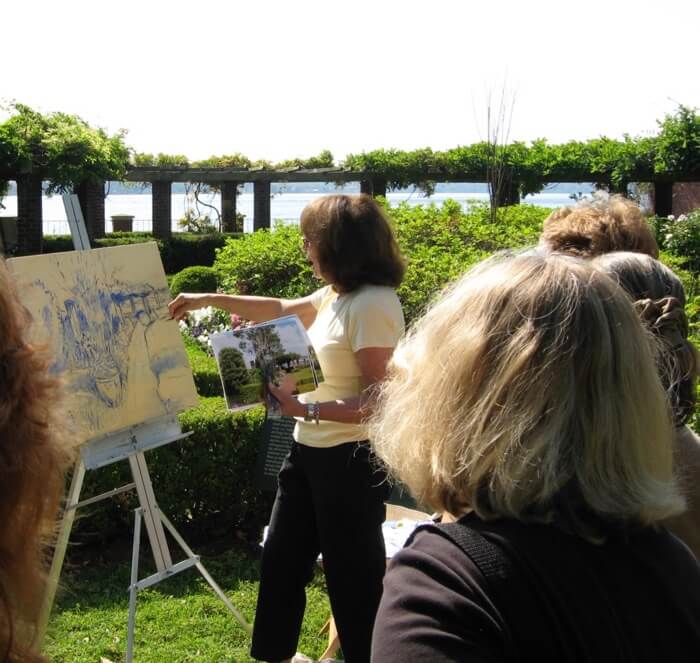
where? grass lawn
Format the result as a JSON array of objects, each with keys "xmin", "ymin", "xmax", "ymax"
[{"xmin": 45, "ymin": 545, "xmax": 333, "ymax": 663}]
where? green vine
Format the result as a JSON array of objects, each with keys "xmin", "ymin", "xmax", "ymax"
[
  {"xmin": 2, "ymin": 104, "xmax": 699, "ymax": 201},
  {"xmin": 0, "ymin": 103, "xmax": 130, "ymax": 192}
]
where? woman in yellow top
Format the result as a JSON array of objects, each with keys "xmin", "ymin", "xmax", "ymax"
[{"xmin": 169, "ymin": 194, "xmax": 406, "ymax": 663}]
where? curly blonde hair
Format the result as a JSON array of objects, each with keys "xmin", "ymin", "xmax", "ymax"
[
  {"xmin": 540, "ymin": 194, "xmax": 659, "ymax": 258},
  {"xmin": 0, "ymin": 260, "xmax": 74, "ymax": 661},
  {"xmin": 368, "ymin": 253, "xmax": 683, "ymax": 539},
  {"xmin": 594, "ymin": 252, "xmax": 698, "ymax": 427}
]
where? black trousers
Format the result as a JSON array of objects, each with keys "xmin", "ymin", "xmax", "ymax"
[{"xmin": 251, "ymin": 441, "xmax": 390, "ymax": 663}]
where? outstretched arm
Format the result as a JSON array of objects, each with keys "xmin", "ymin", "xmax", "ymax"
[{"xmin": 168, "ymin": 291, "xmax": 319, "ymax": 328}]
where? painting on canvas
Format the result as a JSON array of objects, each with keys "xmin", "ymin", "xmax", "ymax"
[{"xmin": 7, "ymin": 243, "xmax": 198, "ymax": 442}]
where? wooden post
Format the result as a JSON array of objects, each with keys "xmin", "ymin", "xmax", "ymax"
[
  {"xmin": 360, "ymin": 179, "xmax": 373, "ymax": 195},
  {"xmin": 16, "ymin": 174, "xmax": 43, "ymax": 255},
  {"xmin": 152, "ymin": 181, "xmax": 172, "ymax": 238},
  {"xmin": 221, "ymin": 182, "xmax": 239, "ymax": 232},
  {"xmin": 653, "ymin": 182, "xmax": 673, "ymax": 218},
  {"xmin": 77, "ymin": 180, "xmax": 106, "ymax": 239},
  {"xmin": 253, "ymin": 181, "xmax": 271, "ymax": 231}
]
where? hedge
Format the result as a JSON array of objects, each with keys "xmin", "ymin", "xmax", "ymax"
[
  {"xmin": 41, "ymin": 231, "xmax": 240, "ymax": 273},
  {"xmin": 187, "ymin": 344, "xmax": 224, "ymax": 397},
  {"xmin": 72, "ymin": 399, "xmax": 272, "ymax": 545}
]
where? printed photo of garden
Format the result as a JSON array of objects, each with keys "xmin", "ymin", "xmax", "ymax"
[{"xmin": 210, "ymin": 315, "xmax": 322, "ymax": 412}]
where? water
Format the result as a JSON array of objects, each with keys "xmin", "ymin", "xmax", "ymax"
[{"xmin": 0, "ymin": 189, "xmax": 583, "ymax": 236}]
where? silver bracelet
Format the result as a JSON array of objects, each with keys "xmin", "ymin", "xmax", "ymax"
[{"xmin": 313, "ymin": 401, "xmax": 320, "ymax": 425}]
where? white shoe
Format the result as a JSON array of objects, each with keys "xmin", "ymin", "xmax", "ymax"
[{"xmin": 291, "ymin": 654, "xmax": 316, "ymax": 663}]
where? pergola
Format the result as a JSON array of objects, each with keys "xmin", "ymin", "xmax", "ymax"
[{"xmin": 5, "ymin": 165, "xmax": 686, "ymax": 255}]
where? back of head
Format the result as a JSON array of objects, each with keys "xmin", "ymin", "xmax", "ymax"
[
  {"xmin": 0, "ymin": 260, "xmax": 74, "ymax": 661},
  {"xmin": 370, "ymin": 252, "xmax": 683, "ymax": 539},
  {"xmin": 541, "ymin": 194, "xmax": 659, "ymax": 259},
  {"xmin": 594, "ymin": 251, "xmax": 698, "ymax": 427},
  {"xmin": 299, "ymin": 194, "xmax": 405, "ymax": 292}
]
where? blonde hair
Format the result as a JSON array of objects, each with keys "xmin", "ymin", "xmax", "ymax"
[
  {"xmin": 0, "ymin": 260, "xmax": 75, "ymax": 661},
  {"xmin": 594, "ymin": 252, "xmax": 698, "ymax": 427},
  {"xmin": 541, "ymin": 194, "xmax": 659, "ymax": 259},
  {"xmin": 369, "ymin": 253, "xmax": 683, "ymax": 538}
]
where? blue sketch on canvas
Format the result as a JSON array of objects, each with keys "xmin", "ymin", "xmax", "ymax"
[{"xmin": 23, "ymin": 249, "xmax": 194, "ymax": 436}]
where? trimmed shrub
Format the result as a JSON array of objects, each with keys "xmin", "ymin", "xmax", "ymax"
[
  {"xmin": 185, "ymin": 340, "xmax": 223, "ymax": 397},
  {"xmin": 170, "ymin": 265, "xmax": 219, "ymax": 297},
  {"xmin": 159, "ymin": 233, "xmax": 240, "ymax": 273},
  {"xmin": 391, "ymin": 201, "xmax": 548, "ymax": 324},
  {"xmin": 214, "ymin": 223, "xmax": 319, "ymax": 298}
]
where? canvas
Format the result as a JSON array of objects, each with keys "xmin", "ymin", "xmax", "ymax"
[{"xmin": 7, "ymin": 243, "xmax": 199, "ymax": 443}]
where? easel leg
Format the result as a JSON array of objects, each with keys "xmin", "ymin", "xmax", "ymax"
[
  {"xmin": 36, "ymin": 459, "xmax": 86, "ymax": 647},
  {"xmin": 129, "ymin": 452, "xmax": 172, "ymax": 571},
  {"xmin": 159, "ymin": 513, "xmax": 252, "ymax": 634},
  {"xmin": 126, "ymin": 508, "xmax": 143, "ymax": 663}
]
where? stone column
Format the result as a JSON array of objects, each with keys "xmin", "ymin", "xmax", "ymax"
[
  {"xmin": 253, "ymin": 181, "xmax": 271, "ymax": 231},
  {"xmin": 610, "ymin": 180, "xmax": 629, "ymax": 196},
  {"xmin": 221, "ymin": 181, "xmax": 239, "ymax": 232},
  {"xmin": 77, "ymin": 180, "xmax": 106, "ymax": 239},
  {"xmin": 359, "ymin": 177, "xmax": 387, "ymax": 198},
  {"xmin": 494, "ymin": 180, "xmax": 520, "ymax": 207},
  {"xmin": 152, "ymin": 181, "xmax": 172, "ymax": 238},
  {"xmin": 16, "ymin": 174, "xmax": 43, "ymax": 255}
]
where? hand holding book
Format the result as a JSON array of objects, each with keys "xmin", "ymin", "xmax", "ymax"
[
  {"xmin": 267, "ymin": 379, "xmax": 306, "ymax": 418},
  {"xmin": 210, "ymin": 314, "xmax": 324, "ymax": 415}
]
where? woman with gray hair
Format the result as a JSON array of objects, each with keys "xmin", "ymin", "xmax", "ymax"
[
  {"xmin": 369, "ymin": 253, "xmax": 700, "ymax": 662},
  {"xmin": 594, "ymin": 251, "xmax": 700, "ymax": 558}
]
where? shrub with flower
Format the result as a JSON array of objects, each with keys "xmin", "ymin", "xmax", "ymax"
[
  {"xmin": 179, "ymin": 306, "xmax": 230, "ymax": 354},
  {"xmin": 179, "ymin": 307, "xmax": 254, "ymax": 355},
  {"xmin": 663, "ymin": 210, "xmax": 700, "ymax": 273}
]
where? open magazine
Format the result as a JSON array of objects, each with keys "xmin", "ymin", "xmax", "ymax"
[{"xmin": 210, "ymin": 314, "xmax": 324, "ymax": 415}]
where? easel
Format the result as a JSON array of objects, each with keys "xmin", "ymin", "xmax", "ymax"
[{"xmin": 38, "ymin": 195, "xmax": 251, "ymax": 662}]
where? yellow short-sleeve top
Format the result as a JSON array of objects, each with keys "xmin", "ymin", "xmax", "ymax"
[{"xmin": 294, "ymin": 284, "xmax": 405, "ymax": 448}]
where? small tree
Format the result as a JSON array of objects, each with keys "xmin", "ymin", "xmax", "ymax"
[
  {"xmin": 484, "ymin": 84, "xmax": 517, "ymax": 222},
  {"xmin": 219, "ymin": 347, "xmax": 248, "ymax": 396}
]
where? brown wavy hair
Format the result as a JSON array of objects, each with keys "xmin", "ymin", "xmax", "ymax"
[
  {"xmin": 541, "ymin": 194, "xmax": 659, "ymax": 259},
  {"xmin": 0, "ymin": 260, "xmax": 74, "ymax": 662},
  {"xmin": 594, "ymin": 252, "xmax": 698, "ymax": 427},
  {"xmin": 300, "ymin": 194, "xmax": 406, "ymax": 293}
]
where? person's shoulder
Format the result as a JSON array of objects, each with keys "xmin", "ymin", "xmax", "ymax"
[
  {"xmin": 310, "ymin": 284, "xmax": 334, "ymax": 310},
  {"xmin": 348, "ymin": 285, "xmax": 402, "ymax": 311},
  {"xmin": 395, "ymin": 524, "xmax": 491, "ymax": 589}
]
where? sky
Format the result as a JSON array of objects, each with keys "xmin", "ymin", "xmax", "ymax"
[{"xmin": 3, "ymin": 0, "xmax": 700, "ymax": 163}]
